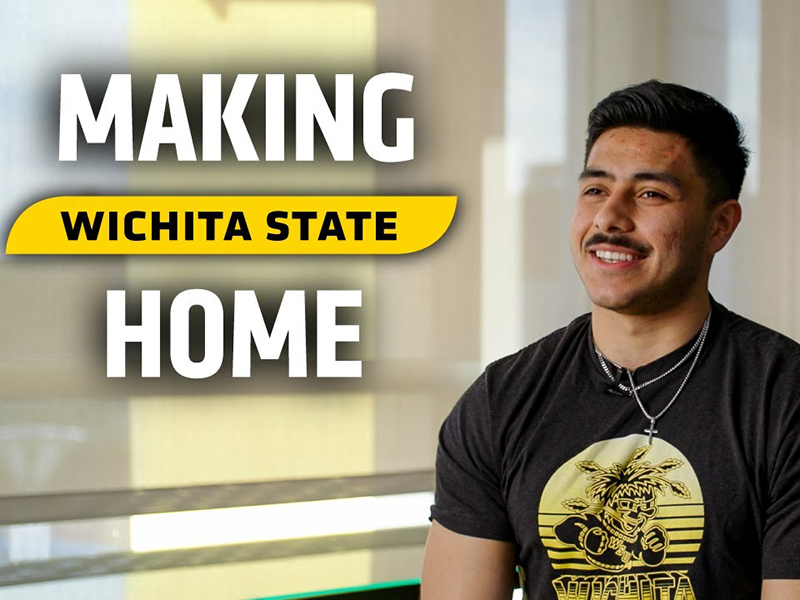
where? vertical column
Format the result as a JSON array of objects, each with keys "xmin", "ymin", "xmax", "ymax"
[{"xmin": 750, "ymin": 0, "xmax": 798, "ymax": 337}]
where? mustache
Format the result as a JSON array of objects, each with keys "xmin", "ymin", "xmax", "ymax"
[{"xmin": 584, "ymin": 234, "xmax": 649, "ymax": 256}]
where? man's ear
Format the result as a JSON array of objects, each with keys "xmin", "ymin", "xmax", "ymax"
[{"xmin": 708, "ymin": 198, "xmax": 742, "ymax": 254}]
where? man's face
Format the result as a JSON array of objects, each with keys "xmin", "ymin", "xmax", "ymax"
[{"xmin": 570, "ymin": 127, "xmax": 713, "ymax": 315}]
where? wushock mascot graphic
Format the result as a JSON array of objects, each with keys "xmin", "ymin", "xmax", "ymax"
[
  {"xmin": 538, "ymin": 435, "xmax": 704, "ymax": 600},
  {"xmin": 554, "ymin": 445, "xmax": 691, "ymax": 572}
]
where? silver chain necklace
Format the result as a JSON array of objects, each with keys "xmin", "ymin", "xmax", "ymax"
[
  {"xmin": 594, "ymin": 322, "xmax": 707, "ymax": 394},
  {"xmin": 594, "ymin": 312, "xmax": 711, "ymax": 445}
]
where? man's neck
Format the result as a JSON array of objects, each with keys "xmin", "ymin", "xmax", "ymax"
[{"xmin": 591, "ymin": 294, "xmax": 711, "ymax": 371}]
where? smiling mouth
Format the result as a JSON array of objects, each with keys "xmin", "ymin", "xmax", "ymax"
[{"xmin": 591, "ymin": 249, "xmax": 646, "ymax": 264}]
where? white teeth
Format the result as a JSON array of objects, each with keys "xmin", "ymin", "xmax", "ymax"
[{"xmin": 594, "ymin": 250, "xmax": 640, "ymax": 263}]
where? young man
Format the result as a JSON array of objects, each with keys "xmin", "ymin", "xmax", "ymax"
[{"xmin": 422, "ymin": 81, "xmax": 800, "ymax": 599}]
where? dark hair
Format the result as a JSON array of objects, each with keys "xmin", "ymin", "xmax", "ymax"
[{"xmin": 585, "ymin": 80, "xmax": 750, "ymax": 205}]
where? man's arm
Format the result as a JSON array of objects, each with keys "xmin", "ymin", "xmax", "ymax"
[
  {"xmin": 762, "ymin": 580, "xmax": 800, "ymax": 599},
  {"xmin": 421, "ymin": 520, "xmax": 517, "ymax": 600}
]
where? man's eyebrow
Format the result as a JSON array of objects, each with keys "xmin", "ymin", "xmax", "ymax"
[
  {"xmin": 631, "ymin": 171, "xmax": 683, "ymax": 191},
  {"xmin": 578, "ymin": 169, "xmax": 612, "ymax": 181},
  {"xmin": 578, "ymin": 169, "xmax": 683, "ymax": 191}
]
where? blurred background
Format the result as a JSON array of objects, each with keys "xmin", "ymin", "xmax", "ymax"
[{"xmin": 0, "ymin": 0, "xmax": 793, "ymax": 597}]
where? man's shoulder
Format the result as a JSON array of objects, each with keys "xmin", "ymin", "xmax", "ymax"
[
  {"xmin": 718, "ymin": 302, "xmax": 800, "ymax": 364},
  {"xmin": 484, "ymin": 312, "xmax": 591, "ymax": 382},
  {"xmin": 461, "ymin": 314, "xmax": 591, "ymax": 428}
]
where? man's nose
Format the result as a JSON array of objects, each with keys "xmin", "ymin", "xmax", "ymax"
[{"xmin": 593, "ymin": 191, "xmax": 634, "ymax": 233}]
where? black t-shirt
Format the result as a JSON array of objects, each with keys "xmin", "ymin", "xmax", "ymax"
[{"xmin": 431, "ymin": 299, "xmax": 800, "ymax": 599}]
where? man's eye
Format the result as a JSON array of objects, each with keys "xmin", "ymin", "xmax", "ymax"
[
  {"xmin": 583, "ymin": 187, "xmax": 604, "ymax": 196},
  {"xmin": 641, "ymin": 190, "xmax": 667, "ymax": 199}
]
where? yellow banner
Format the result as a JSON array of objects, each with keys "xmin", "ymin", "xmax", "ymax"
[{"xmin": 5, "ymin": 196, "xmax": 456, "ymax": 255}]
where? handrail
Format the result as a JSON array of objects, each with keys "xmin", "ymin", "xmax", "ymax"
[{"xmin": 0, "ymin": 470, "xmax": 434, "ymax": 525}]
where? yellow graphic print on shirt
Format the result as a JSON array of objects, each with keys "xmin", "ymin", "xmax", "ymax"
[{"xmin": 537, "ymin": 435, "xmax": 704, "ymax": 600}]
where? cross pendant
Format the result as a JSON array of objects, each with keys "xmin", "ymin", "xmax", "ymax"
[{"xmin": 645, "ymin": 418, "xmax": 658, "ymax": 445}]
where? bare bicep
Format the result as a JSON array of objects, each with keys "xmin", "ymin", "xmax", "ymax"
[
  {"xmin": 421, "ymin": 520, "xmax": 517, "ymax": 600},
  {"xmin": 762, "ymin": 579, "xmax": 800, "ymax": 600}
]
